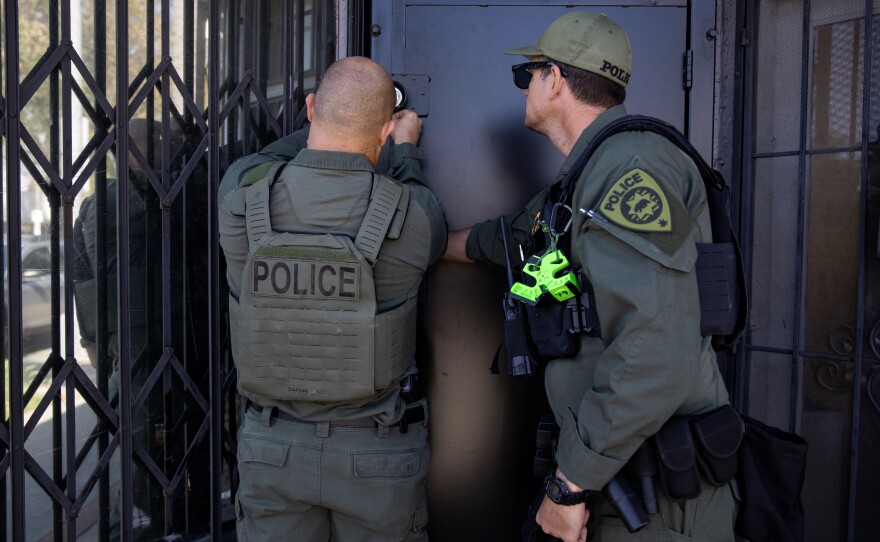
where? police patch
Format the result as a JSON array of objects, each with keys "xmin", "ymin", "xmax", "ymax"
[{"xmin": 598, "ymin": 168, "xmax": 672, "ymax": 232}]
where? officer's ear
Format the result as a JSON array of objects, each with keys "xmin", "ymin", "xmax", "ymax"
[
  {"xmin": 549, "ymin": 65, "xmax": 567, "ymax": 99},
  {"xmin": 305, "ymin": 93, "xmax": 316, "ymax": 122},
  {"xmin": 378, "ymin": 117, "xmax": 396, "ymax": 147}
]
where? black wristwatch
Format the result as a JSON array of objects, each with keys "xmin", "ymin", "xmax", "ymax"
[{"xmin": 544, "ymin": 472, "xmax": 589, "ymax": 506}]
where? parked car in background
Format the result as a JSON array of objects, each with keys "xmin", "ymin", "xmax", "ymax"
[{"xmin": 4, "ymin": 240, "xmax": 64, "ymax": 355}]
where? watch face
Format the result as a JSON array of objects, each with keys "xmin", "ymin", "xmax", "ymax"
[
  {"xmin": 546, "ymin": 477, "xmax": 565, "ymax": 502},
  {"xmin": 546, "ymin": 474, "xmax": 587, "ymax": 505}
]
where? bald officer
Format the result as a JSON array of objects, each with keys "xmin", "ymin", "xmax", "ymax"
[
  {"xmin": 445, "ymin": 12, "xmax": 736, "ymax": 542},
  {"xmin": 220, "ymin": 56, "xmax": 446, "ymax": 541}
]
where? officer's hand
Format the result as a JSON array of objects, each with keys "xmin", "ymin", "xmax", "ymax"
[
  {"xmin": 391, "ymin": 109, "xmax": 422, "ymax": 146},
  {"xmin": 85, "ymin": 343, "xmax": 98, "ymax": 368},
  {"xmin": 536, "ymin": 497, "xmax": 589, "ymax": 542}
]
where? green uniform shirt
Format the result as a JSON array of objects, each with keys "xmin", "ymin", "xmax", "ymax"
[
  {"xmin": 218, "ymin": 129, "xmax": 311, "ymax": 201},
  {"xmin": 219, "ymin": 131, "xmax": 447, "ymax": 423},
  {"xmin": 467, "ymin": 105, "xmax": 730, "ymax": 491}
]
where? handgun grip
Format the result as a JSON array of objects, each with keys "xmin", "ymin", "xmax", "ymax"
[{"xmin": 603, "ymin": 473, "xmax": 649, "ymax": 533}]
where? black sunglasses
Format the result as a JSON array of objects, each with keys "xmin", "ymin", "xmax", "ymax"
[{"xmin": 511, "ymin": 60, "xmax": 569, "ymax": 90}]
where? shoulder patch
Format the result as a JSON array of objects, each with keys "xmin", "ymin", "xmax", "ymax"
[
  {"xmin": 240, "ymin": 161, "xmax": 276, "ymax": 188},
  {"xmin": 598, "ymin": 168, "xmax": 672, "ymax": 232}
]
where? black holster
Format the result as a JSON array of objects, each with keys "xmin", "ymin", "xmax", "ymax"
[
  {"xmin": 525, "ymin": 298, "xmax": 580, "ymax": 360},
  {"xmin": 523, "ymin": 274, "xmax": 601, "ymax": 362}
]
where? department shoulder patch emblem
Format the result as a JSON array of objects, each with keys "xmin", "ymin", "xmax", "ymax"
[{"xmin": 598, "ymin": 168, "xmax": 672, "ymax": 232}]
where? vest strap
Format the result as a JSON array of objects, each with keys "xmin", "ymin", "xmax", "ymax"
[
  {"xmin": 245, "ymin": 162, "xmax": 286, "ymax": 246},
  {"xmin": 355, "ymin": 176, "xmax": 404, "ymax": 265}
]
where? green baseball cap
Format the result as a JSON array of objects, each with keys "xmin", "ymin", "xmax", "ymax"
[{"xmin": 505, "ymin": 11, "xmax": 632, "ymax": 88}]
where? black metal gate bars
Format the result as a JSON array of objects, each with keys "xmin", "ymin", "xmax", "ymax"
[
  {"xmin": 1, "ymin": 1, "xmax": 336, "ymax": 540},
  {"xmin": 738, "ymin": 1, "xmax": 879, "ymax": 540}
]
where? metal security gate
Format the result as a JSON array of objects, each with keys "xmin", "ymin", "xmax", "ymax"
[
  {"xmin": 1, "ymin": 1, "xmax": 337, "ymax": 540},
  {"xmin": 739, "ymin": 0, "xmax": 879, "ymax": 540}
]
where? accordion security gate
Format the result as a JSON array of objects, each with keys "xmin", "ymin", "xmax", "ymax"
[{"xmin": 1, "ymin": 1, "xmax": 336, "ymax": 540}]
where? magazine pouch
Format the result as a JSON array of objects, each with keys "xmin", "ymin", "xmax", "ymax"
[
  {"xmin": 690, "ymin": 404, "xmax": 744, "ymax": 486},
  {"xmin": 654, "ymin": 416, "xmax": 702, "ymax": 501}
]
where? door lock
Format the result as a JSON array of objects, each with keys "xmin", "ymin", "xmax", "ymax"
[{"xmin": 393, "ymin": 81, "xmax": 408, "ymax": 112}]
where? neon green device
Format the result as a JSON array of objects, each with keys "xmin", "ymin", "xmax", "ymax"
[{"xmin": 510, "ymin": 249, "xmax": 581, "ymax": 305}]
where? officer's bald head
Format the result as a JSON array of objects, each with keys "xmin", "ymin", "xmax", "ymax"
[{"xmin": 311, "ymin": 57, "xmax": 395, "ymax": 138}]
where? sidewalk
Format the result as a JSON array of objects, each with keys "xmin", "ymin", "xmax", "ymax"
[{"xmin": 6, "ymin": 316, "xmax": 114, "ymax": 542}]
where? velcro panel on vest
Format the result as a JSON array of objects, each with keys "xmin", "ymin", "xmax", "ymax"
[
  {"xmin": 245, "ymin": 166, "xmax": 284, "ymax": 247},
  {"xmin": 695, "ymin": 242, "xmax": 738, "ymax": 336},
  {"xmin": 238, "ymin": 231, "xmax": 378, "ymax": 402},
  {"xmin": 373, "ymin": 296, "xmax": 418, "ymax": 390},
  {"xmin": 355, "ymin": 178, "xmax": 403, "ymax": 264},
  {"xmin": 387, "ymin": 185, "xmax": 410, "ymax": 240}
]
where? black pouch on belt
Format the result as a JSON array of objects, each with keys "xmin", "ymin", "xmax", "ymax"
[
  {"xmin": 524, "ymin": 298, "xmax": 580, "ymax": 361},
  {"xmin": 690, "ymin": 404, "xmax": 744, "ymax": 486},
  {"xmin": 654, "ymin": 416, "xmax": 702, "ymax": 501}
]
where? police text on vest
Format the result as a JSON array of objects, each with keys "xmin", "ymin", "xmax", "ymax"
[{"xmin": 251, "ymin": 258, "xmax": 360, "ymax": 300}]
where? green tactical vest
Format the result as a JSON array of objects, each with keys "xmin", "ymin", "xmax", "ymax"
[{"xmin": 229, "ymin": 164, "xmax": 416, "ymax": 402}]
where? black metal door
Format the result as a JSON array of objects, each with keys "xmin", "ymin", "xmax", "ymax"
[{"xmin": 371, "ymin": 2, "xmax": 716, "ymax": 539}]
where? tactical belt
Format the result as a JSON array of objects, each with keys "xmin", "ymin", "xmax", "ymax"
[
  {"xmin": 246, "ymin": 401, "xmax": 426, "ymax": 433},
  {"xmin": 533, "ymin": 404, "xmax": 743, "ymax": 497}
]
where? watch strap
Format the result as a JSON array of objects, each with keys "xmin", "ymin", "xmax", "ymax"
[{"xmin": 545, "ymin": 472, "xmax": 589, "ymax": 506}]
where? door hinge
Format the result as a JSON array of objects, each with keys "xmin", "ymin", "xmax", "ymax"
[{"xmin": 683, "ymin": 50, "xmax": 694, "ymax": 90}]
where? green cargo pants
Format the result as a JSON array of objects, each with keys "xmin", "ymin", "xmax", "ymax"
[
  {"xmin": 589, "ymin": 478, "xmax": 737, "ymax": 541},
  {"xmin": 236, "ymin": 404, "xmax": 430, "ymax": 541}
]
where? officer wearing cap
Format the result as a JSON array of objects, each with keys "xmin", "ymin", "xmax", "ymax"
[
  {"xmin": 445, "ymin": 12, "xmax": 736, "ymax": 542},
  {"xmin": 220, "ymin": 56, "xmax": 446, "ymax": 541}
]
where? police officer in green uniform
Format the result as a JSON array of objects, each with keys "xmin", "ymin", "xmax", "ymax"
[
  {"xmin": 219, "ymin": 56, "xmax": 446, "ymax": 541},
  {"xmin": 445, "ymin": 12, "xmax": 736, "ymax": 542}
]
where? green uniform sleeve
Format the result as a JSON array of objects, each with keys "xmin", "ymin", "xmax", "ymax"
[
  {"xmin": 551, "ymin": 133, "xmax": 724, "ymax": 491},
  {"xmin": 386, "ymin": 142, "xmax": 447, "ymax": 266},
  {"xmin": 553, "ymin": 232, "xmax": 705, "ymax": 489},
  {"xmin": 465, "ymin": 187, "xmax": 550, "ymax": 272},
  {"xmin": 387, "ymin": 142, "xmax": 427, "ymax": 188}
]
